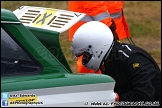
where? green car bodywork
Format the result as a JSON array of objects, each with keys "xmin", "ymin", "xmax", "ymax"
[{"xmin": 1, "ymin": 8, "xmax": 115, "ymax": 93}]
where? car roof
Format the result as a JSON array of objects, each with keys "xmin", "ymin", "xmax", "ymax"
[{"xmin": 1, "ymin": 8, "xmax": 20, "ymax": 22}]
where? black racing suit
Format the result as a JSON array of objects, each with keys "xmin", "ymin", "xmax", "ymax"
[{"xmin": 102, "ymin": 41, "xmax": 161, "ymax": 106}]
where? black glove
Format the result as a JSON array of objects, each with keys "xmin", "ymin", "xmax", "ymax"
[{"xmin": 109, "ymin": 19, "xmax": 119, "ymax": 40}]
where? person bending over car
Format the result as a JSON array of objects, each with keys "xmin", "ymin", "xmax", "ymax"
[{"xmin": 70, "ymin": 21, "xmax": 161, "ymax": 106}]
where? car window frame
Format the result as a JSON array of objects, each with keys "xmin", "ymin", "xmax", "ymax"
[{"xmin": 1, "ymin": 22, "xmax": 43, "ymax": 77}]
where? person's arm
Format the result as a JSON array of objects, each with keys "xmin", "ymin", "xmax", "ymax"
[{"xmin": 119, "ymin": 54, "xmax": 156, "ymax": 101}]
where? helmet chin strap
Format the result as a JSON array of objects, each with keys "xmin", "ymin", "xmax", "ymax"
[{"xmin": 104, "ymin": 41, "xmax": 115, "ymax": 60}]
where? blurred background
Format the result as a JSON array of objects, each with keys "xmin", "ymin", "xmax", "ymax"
[{"xmin": 1, "ymin": 1, "xmax": 161, "ymax": 73}]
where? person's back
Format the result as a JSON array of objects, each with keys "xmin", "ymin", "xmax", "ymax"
[{"xmin": 102, "ymin": 41, "xmax": 161, "ymax": 104}]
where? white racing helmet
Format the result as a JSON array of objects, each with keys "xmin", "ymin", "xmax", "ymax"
[{"xmin": 70, "ymin": 21, "xmax": 114, "ymax": 72}]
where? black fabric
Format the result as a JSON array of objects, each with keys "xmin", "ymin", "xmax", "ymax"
[
  {"xmin": 102, "ymin": 41, "xmax": 161, "ymax": 106},
  {"xmin": 109, "ymin": 19, "xmax": 119, "ymax": 41}
]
